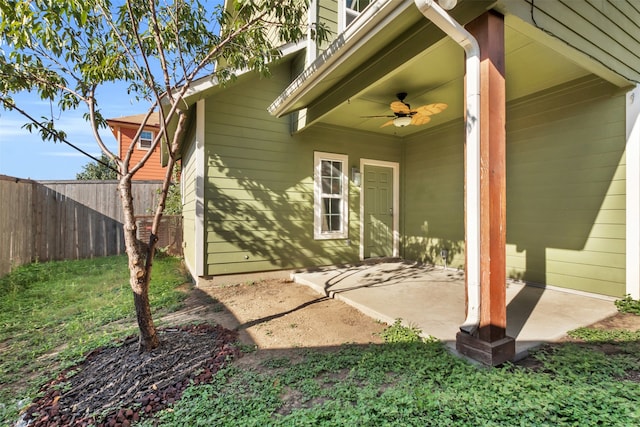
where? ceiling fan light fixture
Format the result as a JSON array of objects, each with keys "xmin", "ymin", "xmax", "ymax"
[
  {"xmin": 393, "ymin": 116, "xmax": 412, "ymax": 127},
  {"xmin": 437, "ymin": 0, "xmax": 457, "ymax": 10}
]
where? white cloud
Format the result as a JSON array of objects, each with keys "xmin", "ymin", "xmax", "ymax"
[
  {"xmin": 0, "ymin": 117, "xmax": 31, "ymax": 138},
  {"xmin": 0, "ymin": 112, "xmax": 114, "ymax": 148},
  {"xmin": 43, "ymin": 151, "xmax": 103, "ymax": 158}
]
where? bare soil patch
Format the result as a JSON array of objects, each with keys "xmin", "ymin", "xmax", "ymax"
[{"xmin": 585, "ymin": 312, "xmax": 640, "ymax": 330}]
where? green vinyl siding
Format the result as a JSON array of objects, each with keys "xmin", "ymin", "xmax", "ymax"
[
  {"xmin": 318, "ymin": 0, "xmax": 338, "ymax": 51},
  {"xmin": 202, "ymin": 61, "xmax": 401, "ymax": 276},
  {"xmin": 503, "ymin": 0, "xmax": 640, "ymax": 85},
  {"xmin": 403, "ymin": 121, "xmax": 465, "ymax": 269},
  {"xmin": 506, "ymin": 76, "xmax": 626, "ymax": 296},
  {"xmin": 402, "ymin": 75, "xmax": 626, "ymax": 297}
]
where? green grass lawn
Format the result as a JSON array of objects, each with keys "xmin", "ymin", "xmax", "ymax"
[
  {"xmin": 144, "ymin": 341, "xmax": 640, "ymax": 426},
  {"xmin": 1, "ymin": 257, "xmax": 639, "ymax": 426},
  {"xmin": 142, "ymin": 323, "xmax": 640, "ymax": 427},
  {"xmin": 0, "ymin": 255, "xmax": 187, "ymax": 424}
]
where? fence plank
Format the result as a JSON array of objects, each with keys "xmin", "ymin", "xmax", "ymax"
[
  {"xmin": 0, "ymin": 175, "xmax": 182, "ymax": 276},
  {"xmin": 0, "ymin": 177, "xmax": 34, "ymax": 275}
]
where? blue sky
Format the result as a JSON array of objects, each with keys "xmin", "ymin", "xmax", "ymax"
[
  {"xmin": 0, "ymin": 0, "xmax": 224, "ymax": 181},
  {"xmin": 0, "ymin": 84, "xmax": 143, "ymax": 181}
]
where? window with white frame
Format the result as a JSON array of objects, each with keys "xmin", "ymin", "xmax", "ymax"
[
  {"xmin": 314, "ymin": 152, "xmax": 349, "ymax": 239},
  {"xmin": 339, "ymin": 0, "xmax": 371, "ymax": 32},
  {"xmin": 139, "ymin": 130, "xmax": 153, "ymax": 150}
]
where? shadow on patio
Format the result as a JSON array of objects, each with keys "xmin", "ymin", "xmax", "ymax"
[{"xmin": 292, "ymin": 260, "xmax": 619, "ymax": 359}]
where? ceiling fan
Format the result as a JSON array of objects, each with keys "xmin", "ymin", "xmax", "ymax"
[{"xmin": 363, "ymin": 93, "xmax": 447, "ymax": 128}]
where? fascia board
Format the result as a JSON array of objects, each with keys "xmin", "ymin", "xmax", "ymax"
[{"xmin": 268, "ymin": 0, "xmax": 415, "ymax": 117}]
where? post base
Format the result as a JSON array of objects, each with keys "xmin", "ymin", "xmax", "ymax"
[{"xmin": 456, "ymin": 332, "xmax": 515, "ymax": 366}]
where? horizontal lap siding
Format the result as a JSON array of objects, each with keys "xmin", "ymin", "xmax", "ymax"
[
  {"xmin": 318, "ymin": 0, "xmax": 338, "ymax": 52},
  {"xmin": 203, "ymin": 63, "xmax": 401, "ymax": 275},
  {"xmin": 204, "ymin": 100, "xmax": 312, "ymax": 274},
  {"xmin": 506, "ymin": 77, "xmax": 626, "ymax": 296},
  {"xmin": 119, "ymin": 127, "xmax": 166, "ymax": 180},
  {"xmin": 505, "ymin": 0, "xmax": 640, "ymax": 84},
  {"xmin": 403, "ymin": 122, "xmax": 465, "ymax": 269},
  {"xmin": 403, "ymin": 76, "xmax": 626, "ymax": 297}
]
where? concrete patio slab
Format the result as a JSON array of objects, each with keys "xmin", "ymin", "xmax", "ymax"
[{"xmin": 292, "ymin": 261, "xmax": 619, "ymax": 360}]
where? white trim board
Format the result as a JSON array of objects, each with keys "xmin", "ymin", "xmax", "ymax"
[
  {"xmin": 195, "ymin": 100, "xmax": 206, "ymax": 278},
  {"xmin": 626, "ymin": 85, "xmax": 640, "ymax": 299}
]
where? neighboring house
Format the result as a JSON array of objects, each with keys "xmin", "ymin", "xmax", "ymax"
[
  {"xmin": 173, "ymin": 0, "xmax": 640, "ymax": 363},
  {"xmin": 107, "ymin": 113, "xmax": 165, "ymax": 180}
]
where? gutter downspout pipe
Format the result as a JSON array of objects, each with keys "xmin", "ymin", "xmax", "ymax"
[{"xmin": 414, "ymin": 0, "xmax": 481, "ymax": 335}]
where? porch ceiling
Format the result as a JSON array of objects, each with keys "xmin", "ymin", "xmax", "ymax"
[{"xmin": 311, "ymin": 15, "xmax": 590, "ymax": 137}]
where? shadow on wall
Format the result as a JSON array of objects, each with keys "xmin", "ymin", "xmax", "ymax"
[
  {"xmin": 403, "ymin": 81, "xmax": 626, "ymax": 297},
  {"xmin": 404, "ymin": 221, "xmax": 464, "ymax": 269},
  {"xmin": 402, "ymin": 120, "xmax": 465, "ymax": 270},
  {"xmin": 202, "ymin": 153, "xmax": 355, "ymax": 273},
  {"xmin": 506, "ymin": 85, "xmax": 626, "ymax": 293}
]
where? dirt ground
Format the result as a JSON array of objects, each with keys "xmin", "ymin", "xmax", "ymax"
[
  {"xmin": 167, "ymin": 275, "xmax": 387, "ymax": 349},
  {"xmin": 18, "ymin": 274, "xmax": 640, "ymax": 427}
]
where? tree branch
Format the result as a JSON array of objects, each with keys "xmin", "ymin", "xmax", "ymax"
[
  {"xmin": 86, "ymin": 85, "xmax": 118, "ymax": 163},
  {"xmin": 1, "ymin": 96, "xmax": 119, "ymax": 175},
  {"xmin": 147, "ymin": 0, "xmax": 173, "ymax": 97}
]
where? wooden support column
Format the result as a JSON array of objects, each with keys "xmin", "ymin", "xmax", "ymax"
[{"xmin": 456, "ymin": 10, "xmax": 515, "ymax": 366}]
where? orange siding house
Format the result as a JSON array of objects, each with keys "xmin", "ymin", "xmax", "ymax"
[{"xmin": 107, "ymin": 113, "xmax": 166, "ymax": 181}]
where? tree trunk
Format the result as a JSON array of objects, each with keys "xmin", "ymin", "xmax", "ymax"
[
  {"xmin": 118, "ymin": 177, "xmax": 159, "ymax": 352},
  {"xmin": 116, "ymin": 112, "xmax": 185, "ymax": 353}
]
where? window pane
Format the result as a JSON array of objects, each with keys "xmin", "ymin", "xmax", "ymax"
[
  {"xmin": 321, "ymin": 161, "xmax": 342, "ymax": 195},
  {"xmin": 140, "ymin": 130, "xmax": 153, "ymax": 149},
  {"xmin": 322, "ymin": 177, "xmax": 332, "ymax": 194},
  {"xmin": 347, "ymin": 0, "xmax": 370, "ymax": 12},
  {"xmin": 314, "ymin": 152, "xmax": 348, "ymax": 240},
  {"xmin": 332, "ymin": 161, "xmax": 342, "ymax": 175},
  {"xmin": 321, "ymin": 198, "xmax": 342, "ymax": 232},
  {"xmin": 321, "ymin": 161, "xmax": 335, "ymax": 178},
  {"xmin": 331, "ymin": 177, "xmax": 342, "ymax": 195},
  {"xmin": 329, "ymin": 211, "xmax": 341, "ymax": 231}
]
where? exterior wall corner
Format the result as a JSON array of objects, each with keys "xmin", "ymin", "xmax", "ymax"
[
  {"xmin": 194, "ymin": 99, "xmax": 206, "ymax": 278},
  {"xmin": 626, "ymin": 85, "xmax": 640, "ymax": 299}
]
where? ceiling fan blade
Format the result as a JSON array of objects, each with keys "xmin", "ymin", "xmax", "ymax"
[
  {"xmin": 361, "ymin": 115, "xmax": 395, "ymax": 118},
  {"xmin": 414, "ymin": 103, "xmax": 448, "ymax": 116},
  {"xmin": 411, "ymin": 114, "xmax": 432, "ymax": 126},
  {"xmin": 390, "ymin": 101, "xmax": 411, "ymax": 114},
  {"xmin": 380, "ymin": 119, "xmax": 395, "ymax": 128}
]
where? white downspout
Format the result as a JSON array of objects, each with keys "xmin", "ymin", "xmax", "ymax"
[{"xmin": 414, "ymin": 0, "xmax": 481, "ymax": 335}]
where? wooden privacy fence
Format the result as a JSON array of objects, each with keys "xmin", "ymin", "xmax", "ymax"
[{"xmin": 0, "ymin": 175, "xmax": 182, "ymax": 277}]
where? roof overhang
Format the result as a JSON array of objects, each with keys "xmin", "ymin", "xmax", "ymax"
[
  {"xmin": 268, "ymin": 0, "xmax": 498, "ymax": 136},
  {"xmin": 171, "ymin": 40, "xmax": 307, "ymax": 111},
  {"xmin": 268, "ymin": 0, "xmax": 634, "ymax": 137},
  {"xmin": 269, "ymin": 0, "xmax": 416, "ymax": 118},
  {"xmin": 106, "ymin": 112, "xmax": 160, "ymax": 129},
  {"xmin": 159, "ymin": 41, "xmax": 307, "ymax": 166}
]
